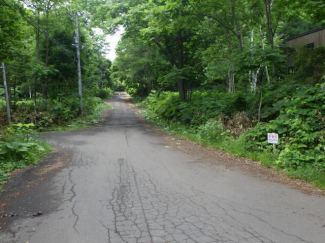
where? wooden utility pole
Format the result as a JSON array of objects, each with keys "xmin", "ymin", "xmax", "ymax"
[
  {"xmin": 75, "ymin": 14, "xmax": 83, "ymax": 117},
  {"xmin": 2, "ymin": 63, "xmax": 11, "ymax": 126}
]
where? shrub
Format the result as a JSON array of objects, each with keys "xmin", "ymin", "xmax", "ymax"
[
  {"xmin": 197, "ymin": 119, "xmax": 232, "ymax": 142},
  {"xmin": 97, "ymin": 88, "xmax": 113, "ymax": 99},
  {"xmin": 245, "ymin": 85, "xmax": 325, "ymax": 170},
  {"xmin": 0, "ymin": 99, "xmax": 5, "ymax": 110},
  {"xmin": 141, "ymin": 86, "xmax": 325, "ymax": 188},
  {"xmin": 0, "ymin": 124, "xmax": 51, "ymax": 184},
  {"xmin": 51, "ymin": 102, "xmax": 74, "ymax": 124},
  {"xmin": 224, "ymin": 112, "xmax": 254, "ymax": 137},
  {"xmin": 114, "ymin": 84, "xmax": 126, "ymax": 91},
  {"xmin": 83, "ymin": 97, "xmax": 102, "ymax": 115},
  {"xmin": 142, "ymin": 90, "xmax": 253, "ymax": 126}
]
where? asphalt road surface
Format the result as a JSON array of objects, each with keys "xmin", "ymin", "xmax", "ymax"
[{"xmin": 0, "ymin": 93, "xmax": 324, "ymax": 243}]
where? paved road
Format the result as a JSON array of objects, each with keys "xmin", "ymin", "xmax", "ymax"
[{"xmin": 0, "ymin": 93, "xmax": 324, "ymax": 243}]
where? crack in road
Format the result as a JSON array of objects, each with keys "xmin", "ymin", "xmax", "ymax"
[
  {"xmin": 124, "ymin": 130, "xmax": 130, "ymax": 148},
  {"xmin": 1, "ymin": 93, "xmax": 323, "ymax": 243},
  {"xmin": 177, "ymin": 179, "xmax": 311, "ymax": 243},
  {"xmin": 132, "ymin": 166, "xmax": 154, "ymax": 243},
  {"xmin": 67, "ymin": 169, "xmax": 76, "ymax": 203},
  {"xmin": 98, "ymin": 158, "xmax": 313, "ymax": 243},
  {"xmin": 68, "ymin": 167, "xmax": 80, "ymax": 234},
  {"xmin": 72, "ymin": 201, "xmax": 80, "ymax": 234}
]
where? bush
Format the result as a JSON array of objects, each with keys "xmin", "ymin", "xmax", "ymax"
[
  {"xmin": 11, "ymin": 103, "xmax": 55, "ymax": 127},
  {"xmin": 51, "ymin": 104, "xmax": 74, "ymax": 124},
  {"xmin": 0, "ymin": 123, "xmax": 51, "ymax": 184},
  {"xmin": 97, "ymin": 88, "xmax": 113, "ymax": 99},
  {"xmin": 0, "ymin": 99, "xmax": 5, "ymax": 110},
  {"xmin": 141, "ymin": 86, "xmax": 325, "ymax": 188},
  {"xmin": 1, "ymin": 95, "xmax": 107, "ymax": 128},
  {"xmin": 114, "ymin": 84, "xmax": 126, "ymax": 91},
  {"xmin": 142, "ymin": 90, "xmax": 253, "ymax": 126},
  {"xmin": 83, "ymin": 97, "xmax": 102, "ymax": 115},
  {"xmin": 197, "ymin": 119, "xmax": 232, "ymax": 143},
  {"xmin": 245, "ymin": 85, "xmax": 325, "ymax": 171}
]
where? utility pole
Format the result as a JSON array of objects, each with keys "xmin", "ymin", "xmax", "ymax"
[
  {"xmin": 1, "ymin": 63, "xmax": 11, "ymax": 126},
  {"xmin": 75, "ymin": 13, "xmax": 83, "ymax": 117}
]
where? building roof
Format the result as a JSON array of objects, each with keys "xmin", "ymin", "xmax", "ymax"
[{"xmin": 287, "ymin": 26, "xmax": 325, "ymax": 41}]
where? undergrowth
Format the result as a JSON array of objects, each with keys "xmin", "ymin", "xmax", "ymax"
[
  {"xmin": 38, "ymin": 101, "xmax": 111, "ymax": 132},
  {"xmin": 141, "ymin": 109, "xmax": 278, "ymax": 167},
  {"xmin": 0, "ymin": 98, "xmax": 112, "ymax": 188},
  {"xmin": 0, "ymin": 124, "xmax": 52, "ymax": 188},
  {"xmin": 139, "ymin": 85, "xmax": 325, "ymax": 190},
  {"xmin": 1, "ymin": 96, "xmax": 111, "ymax": 129}
]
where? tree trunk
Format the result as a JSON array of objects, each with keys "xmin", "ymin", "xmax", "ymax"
[
  {"xmin": 261, "ymin": 29, "xmax": 272, "ymax": 84},
  {"xmin": 251, "ymin": 67, "xmax": 260, "ymax": 93},
  {"xmin": 35, "ymin": 9, "xmax": 41, "ymax": 106},
  {"xmin": 264, "ymin": 0, "xmax": 274, "ymax": 49},
  {"xmin": 230, "ymin": 0, "xmax": 243, "ymax": 51},
  {"xmin": 265, "ymin": 66, "xmax": 270, "ymax": 85},
  {"xmin": 154, "ymin": 35, "xmax": 187, "ymax": 101},
  {"xmin": 228, "ymin": 67, "xmax": 235, "ymax": 93},
  {"xmin": 258, "ymin": 71, "xmax": 264, "ymax": 122},
  {"xmin": 13, "ymin": 76, "xmax": 17, "ymax": 108},
  {"xmin": 250, "ymin": 30, "xmax": 256, "ymax": 92},
  {"xmin": 228, "ymin": 42, "xmax": 236, "ymax": 93},
  {"xmin": 176, "ymin": 37, "xmax": 187, "ymax": 101},
  {"xmin": 177, "ymin": 80, "xmax": 186, "ymax": 101},
  {"xmin": 43, "ymin": 8, "xmax": 50, "ymax": 99},
  {"xmin": 258, "ymin": 85, "xmax": 263, "ymax": 123},
  {"xmin": 2, "ymin": 63, "xmax": 11, "ymax": 126}
]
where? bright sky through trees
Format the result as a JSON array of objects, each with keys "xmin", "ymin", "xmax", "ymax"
[{"xmin": 106, "ymin": 27, "xmax": 124, "ymax": 61}]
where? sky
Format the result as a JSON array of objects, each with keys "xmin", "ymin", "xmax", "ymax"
[{"xmin": 105, "ymin": 27, "xmax": 124, "ymax": 61}]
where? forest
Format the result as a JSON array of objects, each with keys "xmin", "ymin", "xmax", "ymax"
[
  {"xmin": 1, "ymin": 0, "xmax": 325, "ymax": 188},
  {"xmin": 0, "ymin": 0, "xmax": 113, "ymax": 184}
]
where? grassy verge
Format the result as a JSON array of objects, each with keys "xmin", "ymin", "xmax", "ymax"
[
  {"xmin": 37, "ymin": 102, "xmax": 112, "ymax": 132},
  {"xmin": 0, "ymin": 134, "xmax": 52, "ymax": 190},
  {"xmin": 130, "ymin": 96, "xmax": 147, "ymax": 104},
  {"xmin": 0, "ymin": 101, "xmax": 112, "ymax": 190},
  {"xmin": 140, "ymin": 109, "xmax": 325, "ymax": 190}
]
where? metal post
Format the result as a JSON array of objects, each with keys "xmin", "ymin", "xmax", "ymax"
[
  {"xmin": 2, "ymin": 63, "xmax": 11, "ymax": 126},
  {"xmin": 75, "ymin": 14, "xmax": 83, "ymax": 117}
]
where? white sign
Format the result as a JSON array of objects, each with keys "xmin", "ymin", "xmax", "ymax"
[{"xmin": 268, "ymin": 133, "xmax": 279, "ymax": 144}]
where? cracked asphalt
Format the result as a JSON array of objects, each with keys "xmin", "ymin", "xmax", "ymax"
[{"xmin": 0, "ymin": 93, "xmax": 325, "ymax": 243}]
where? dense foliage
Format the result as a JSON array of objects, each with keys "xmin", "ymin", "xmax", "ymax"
[
  {"xmin": 141, "ymin": 83, "xmax": 325, "ymax": 187},
  {"xmin": 245, "ymin": 85, "xmax": 325, "ymax": 171},
  {"xmin": 1, "ymin": 0, "xmax": 325, "ymax": 187},
  {"xmin": 0, "ymin": 123, "xmax": 51, "ymax": 184},
  {"xmin": 88, "ymin": 0, "xmax": 324, "ymax": 187},
  {"xmin": 0, "ymin": 0, "xmax": 114, "ymax": 184},
  {"xmin": 97, "ymin": 0, "xmax": 325, "ymax": 99},
  {"xmin": 0, "ymin": 0, "xmax": 113, "ymax": 128},
  {"xmin": 143, "ymin": 91, "xmax": 252, "ymax": 126}
]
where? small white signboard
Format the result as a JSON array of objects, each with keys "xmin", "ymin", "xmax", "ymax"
[{"xmin": 268, "ymin": 133, "xmax": 279, "ymax": 144}]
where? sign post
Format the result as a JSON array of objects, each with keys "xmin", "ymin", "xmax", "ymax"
[{"xmin": 267, "ymin": 133, "xmax": 279, "ymax": 153}]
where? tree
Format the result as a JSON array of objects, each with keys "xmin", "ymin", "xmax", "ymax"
[{"xmin": 0, "ymin": 0, "xmax": 24, "ymax": 62}]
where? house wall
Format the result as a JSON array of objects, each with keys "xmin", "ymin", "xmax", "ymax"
[
  {"xmin": 287, "ymin": 29, "xmax": 325, "ymax": 48},
  {"xmin": 286, "ymin": 28, "xmax": 325, "ymax": 81}
]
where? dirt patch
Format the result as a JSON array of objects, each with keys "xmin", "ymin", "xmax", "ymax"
[
  {"xmin": 34, "ymin": 152, "xmax": 66, "ymax": 176},
  {"xmin": 0, "ymin": 149, "xmax": 70, "ymax": 221}
]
